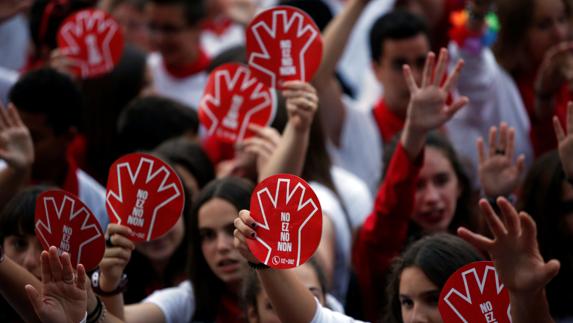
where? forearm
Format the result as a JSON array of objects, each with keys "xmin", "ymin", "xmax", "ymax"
[
  {"xmin": 0, "ymin": 257, "xmax": 41, "ymax": 323},
  {"xmin": 314, "ymin": 0, "xmax": 366, "ymax": 83},
  {"xmin": 510, "ymin": 290, "xmax": 554, "ymax": 323},
  {"xmin": 257, "ymin": 269, "xmax": 317, "ymax": 323},
  {"xmin": 400, "ymin": 121, "xmax": 426, "ymax": 161},
  {"xmin": 259, "ymin": 122, "xmax": 309, "ymax": 180}
]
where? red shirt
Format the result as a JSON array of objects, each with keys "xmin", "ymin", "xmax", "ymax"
[
  {"xmin": 353, "ymin": 143, "xmax": 423, "ymax": 322},
  {"xmin": 372, "ymin": 99, "xmax": 406, "ymax": 143},
  {"xmin": 515, "ymin": 73, "xmax": 570, "ymax": 157}
]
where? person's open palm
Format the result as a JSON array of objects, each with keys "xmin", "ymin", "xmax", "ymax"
[
  {"xmin": 0, "ymin": 103, "xmax": 34, "ymax": 171},
  {"xmin": 25, "ymin": 247, "xmax": 87, "ymax": 323},
  {"xmin": 458, "ymin": 198, "xmax": 560, "ymax": 295},
  {"xmin": 403, "ymin": 48, "xmax": 468, "ymax": 134}
]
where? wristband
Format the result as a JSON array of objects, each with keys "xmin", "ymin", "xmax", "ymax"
[
  {"xmin": 248, "ymin": 261, "xmax": 270, "ymax": 270},
  {"xmin": 91, "ymin": 268, "xmax": 128, "ymax": 296}
]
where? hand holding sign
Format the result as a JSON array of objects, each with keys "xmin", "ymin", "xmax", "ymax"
[
  {"xmin": 34, "ymin": 190, "xmax": 105, "ymax": 271},
  {"xmin": 57, "ymin": 9, "xmax": 124, "ymax": 79},
  {"xmin": 199, "ymin": 63, "xmax": 276, "ymax": 143},
  {"xmin": 106, "ymin": 153, "xmax": 185, "ymax": 242},
  {"xmin": 246, "ymin": 174, "xmax": 321, "ymax": 269},
  {"xmin": 439, "ymin": 261, "xmax": 510, "ymax": 323},
  {"xmin": 246, "ymin": 6, "xmax": 323, "ymax": 89}
]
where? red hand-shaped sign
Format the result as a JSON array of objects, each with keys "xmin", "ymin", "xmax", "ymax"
[
  {"xmin": 57, "ymin": 9, "xmax": 124, "ymax": 79},
  {"xmin": 246, "ymin": 6, "xmax": 323, "ymax": 89},
  {"xmin": 248, "ymin": 174, "xmax": 322, "ymax": 269},
  {"xmin": 35, "ymin": 190, "xmax": 105, "ymax": 270},
  {"xmin": 439, "ymin": 261, "xmax": 511, "ymax": 323},
  {"xmin": 106, "ymin": 153, "xmax": 185, "ymax": 242},
  {"xmin": 199, "ymin": 63, "xmax": 276, "ymax": 143}
]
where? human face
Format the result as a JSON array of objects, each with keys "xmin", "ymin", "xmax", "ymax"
[
  {"xmin": 526, "ymin": 0, "xmax": 569, "ymax": 65},
  {"xmin": 199, "ymin": 198, "xmax": 246, "ymax": 286},
  {"xmin": 372, "ymin": 34, "xmax": 430, "ymax": 117},
  {"xmin": 17, "ymin": 111, "xmax": 71, "ymax": 184},
  {"xmin": 247, "ymin": 263, "xmax": 325, "ymax": 323},
  {"xmin": 3, "ymin": 234, "xmax": 43, "ymax": 279},
  {"xmin": 112, "ymin": 2, "xmax": 150, "ymax": 52},
  {"xmin": 399, "ymin": 266, "xmax": 442, "ymax": 323},
  {"xmin": 146, "ymin": 3, "xmax": 201, "ymax": 66},
  {"xmin": 412, "ymin": 147, "xmax": 461, "ymax": 233},
  {"xmin": 136, "ymin": 216, "xmax": 185, "ymax": 264}
]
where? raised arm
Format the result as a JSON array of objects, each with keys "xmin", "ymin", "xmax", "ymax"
[
  {"xmin": 458, "ymin": 198, "xmax": 559, "ymax": 323},
  {"xmin": 0, "ymin": 103, "xmax": 34, "ymax": 207},
  {"xmin": 312, "ymin": 0, "xmax": 369, "ymax": 146}
]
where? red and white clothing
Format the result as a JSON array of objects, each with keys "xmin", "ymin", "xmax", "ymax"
[
  {"xmin": 200, "ymin": 17, "xmax": 244, "ymax": 59},
  {"xmin": 353, "ymin": 143, "xmax": 423, "ymax": 322},
  {"xmin": 147, "ymin": 51, "xmax": 210, "ymax": 109}
]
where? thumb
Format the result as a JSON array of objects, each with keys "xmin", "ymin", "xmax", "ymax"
[
  {"xmin": 25, "ymin": 284, "xmax": 43, "ymax": 315},
  {"xmin": 541, "ymin": 259, "xmax": 561, "ymax": 285}
]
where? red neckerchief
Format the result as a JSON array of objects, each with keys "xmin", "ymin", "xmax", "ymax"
[
  {"xmin": 372, "ymin": 98, "xmax": 406, "ymax": 143},
  {"xmin": 215, "ymin": 293, "xmax": 243, "ymax": 323},
  {"xmin": 162, "ymin": 49, "xmax": 211, "ymax": 79},
  {"xmin": 515, "ymin": 72, "xmax": 570, "ymax": 157},
  {"xmin": 201, "ymin": 17, "xmax": 233, "ymax": 37}
]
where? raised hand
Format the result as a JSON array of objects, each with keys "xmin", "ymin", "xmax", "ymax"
[
  {"xmin": 0, "ymin": 103, "xmax": 34, "ymax": 172},
  {"xmin": 535, "ymin": 42, "xmax": 573, "ymax": 101},
  {"xmin": 282, "ymin": 81, "xmax": 319, "ymax": 132},
  {"xmin": 553, "ymin": 102, "xmax": 573, "ymax": 179},
  {"xmin": 458, "ymin": 198, "xmax": 560, "ymax": 295},
  {"xmin": 477, "ymin": 122, "xmax": 525, "ymax": 197},
  {"xmin": 98, "ymin": 224, "xmax": 134, "ymax": 292},
  {"xmin": 233, "ymin": 210, "xmax": 261, "ymax": 264},
  {"xmin": 241, "ymin": 124, "xmax": 281, "ymax": 174},
  {"xmin": 25, "ymin": 246, "xmax": 87, "ymax": 323},
  {"xmin": 403, "ymin": 48, "xmax": 468, "ymax": 135}
]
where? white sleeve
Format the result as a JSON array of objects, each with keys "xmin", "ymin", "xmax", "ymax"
[
  {"xmin": 310, "ymin": 299, "xmax": 366, "ymax": 323},
  {"xmin": 143, "ymin": 281, "xmax": 195, "ymax": 323}
]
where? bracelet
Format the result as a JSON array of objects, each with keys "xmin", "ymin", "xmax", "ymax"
[
  {"xmin": 248, "ymin": 261, "xmax": 270, "ymax": 270},
  {"xmin": 90, "ymin": 268, "xmax": 128, "ymax": 296},
  {"xmin": 87, "ymin": 297, "xmax": 107, "ymax": 323}
]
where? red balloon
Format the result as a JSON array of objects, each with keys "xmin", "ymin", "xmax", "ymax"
[
  {"xmin": 35, "ymin": 190, "xmax": 105, "ymax": 271},
  {"xmin": 246, "ymin": 6, "xmax": 323, "ymax": 89},
  {"xmin": 57, "ymin": 9, "xmax": 124, "ymax": 79},
  {"xmin": 248, "ymin": 174, "xmax": 322, "ymax": 269},
  {"xmin": 199, "ymin": 63, "xmax": 276, "ymax": 143},
  {"xmin": 439, "ymin": 261, "xmax": 511, "ymax": 323},
  {"xmin": 106, "ymin": 153, "xmax": 185, "ymax": 242}
]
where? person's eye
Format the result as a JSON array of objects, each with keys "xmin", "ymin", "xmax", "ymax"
[
  {"xmin": 199, "ymin": 229, "xmax": 216, "ymax": 242},
  {"xmin": 423, "ymin": 292, "xmax": 440, "ymax": 306},
  {"xmin": 265, "ymin": 301, "xmax": 274, "ymax": 311},
  {"xmin": 224, "ymin": 223, "xmax": 236, "ymax": 237},
  {"xmin": 536, "ymin": 18, "xmax": 552, "ymax": 31},
  {"xmin": 400, "ymin": 297, "xmax": 414, "ymax": 309},
  {"xmin": 10, "ymin": 237, "xmax": 29, "ymax": 252},
  {"xmin": 434, "ymin": 173, "xmax": 450, "ymax": 187}
]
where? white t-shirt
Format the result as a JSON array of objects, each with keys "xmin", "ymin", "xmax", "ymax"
[
  {"xmin": 143, "ymin": 280, "xmax": 195, "ymax": 323},
  {"xmin": 328, "ymin": 96, "xmax": 383, "ymax": 195},
  {"xmin": 77, "ymin": 169, "xmax": 108, "ymax": 230},
  {"xmin": 311, "ymin": 300, "xmax": 367, "ymax": 323},
  {"xmin": 201, "ymin": 23, "xmax": 245, "ymax": 59},
  {"xmin": 147, "ymin": 53, "xmax": 208, "ymax": 110},
  {"xmin": 310, "ymin": 167, "xmax": 373, "ymax": 303}
]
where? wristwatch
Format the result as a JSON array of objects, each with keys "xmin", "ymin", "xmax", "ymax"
[{"xmin": 90, "ymin": 268, "xmax": 128, "ymax": 296}]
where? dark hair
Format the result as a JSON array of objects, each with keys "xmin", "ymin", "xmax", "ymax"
[
  {"xmin": 519, "ymin": 151, "xmax": 573, "ymax": 318},
  {"xmin": 384, "ymin": 233, "xmax": 483, "ymax": 322},
  {"xmin": 29, "ymin": 0, "xmax": 95, "ymax": 57},
  {"xmin": 279, "ymin": 0, "xmax": 333, "ymax": 31},
  {"xmin": 9, "ymin": 68, "xmax": 82, "ymax": 135},
  {"xmin": 241, "ymin": 257, "xmax": 328, "ymax": 317},
  {"xmin": 383, "ymin": 131, "xmax": 479, "ymax": 237},
  {"xmin": 109, "ymin": 0, "xmax": 147, "ymax": 12},
  {"xmin": 369, "ymin": 10, "xmax": 428, "ymax": 62},
  {"xmin": 147, "ymin": 0, "xmax": 206, "ymax": 26},
  {"xmin": 493, "ymin": 0, "xmax": 571, "ymax": 75},
  {"xmin": 153, "ymin": 137, "xmax": 215, "ymax": 190},
  {"xmin": 116, "ymin": 95, "xmax": 199, "ymax": 155},
  {"xmin": 188, "ymin": 177, "xmax": 254, "ymax": 321},
  {"xmin": 0, "ymin": 186, "xmax": 52, "ymax": 243}
]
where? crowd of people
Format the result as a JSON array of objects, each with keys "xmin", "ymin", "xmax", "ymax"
[{"xmin": 0, "ymin": 0, "xmax": 572, "ymax": 322}]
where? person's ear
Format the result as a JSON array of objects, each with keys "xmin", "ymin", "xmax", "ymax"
[{"xmin": 247, "ymin": 305, "xmax": 259, "ymax": 323}]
